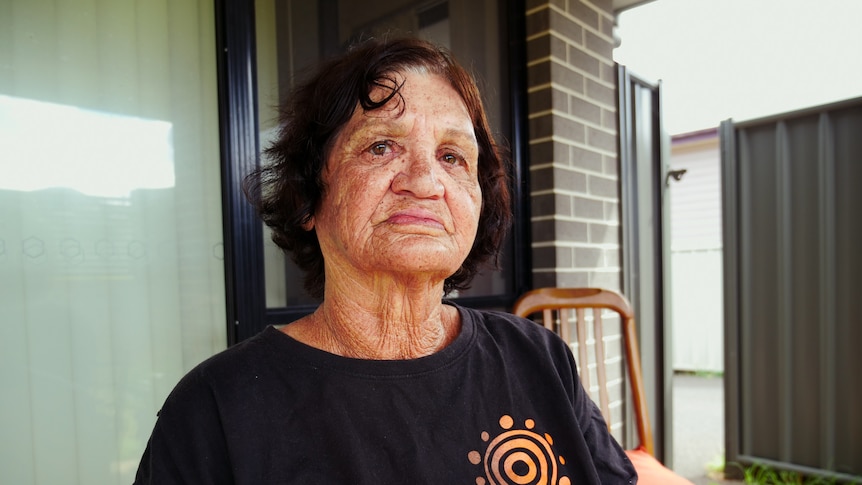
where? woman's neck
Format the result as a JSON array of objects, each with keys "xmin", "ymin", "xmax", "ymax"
[{"xmin": 283, "ymin": 275, "xmax": 460, "ymax": 360}]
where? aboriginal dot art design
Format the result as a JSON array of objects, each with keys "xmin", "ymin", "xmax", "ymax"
[{"xmin": 468, "ymin": 415, "xmax": 571, "ymax": 485}]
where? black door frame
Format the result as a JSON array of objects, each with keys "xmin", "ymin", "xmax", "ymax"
[{"xmin": 215, "ymin": 0, "xmax": 531, "ymax": 344}]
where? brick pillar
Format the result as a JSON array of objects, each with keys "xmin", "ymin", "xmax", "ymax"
[{"xmin": 525, "ymin": 0, "xmax": 621, "ymax": 291}]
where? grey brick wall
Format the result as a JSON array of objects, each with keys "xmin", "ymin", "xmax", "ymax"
[
  {"xmin": 523, "ymin": 2, "xmax": 628, "ymax": 443},
  {"xmin": 524, "ymin": 0, "xmax": 622, "ymax": 292}
]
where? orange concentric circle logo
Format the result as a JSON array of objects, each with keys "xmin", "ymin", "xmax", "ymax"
[{"xmin": 468, "ymin": 415, "xmax": 571, "ymax": 485}]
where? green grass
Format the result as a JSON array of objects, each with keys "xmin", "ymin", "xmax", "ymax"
[
  {"xmin": 675, "ymin": 369, "xmax": 724, "ymax": 378},
  {"xmin": 723, "ymin": 462, "xmax": 860, "ymax": 485}
]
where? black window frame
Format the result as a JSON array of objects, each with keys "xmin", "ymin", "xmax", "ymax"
[{"xmin": 216, "ymin": 0, "xmax": 530, "ymax": 344}]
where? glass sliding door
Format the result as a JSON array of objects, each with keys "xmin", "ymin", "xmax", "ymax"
[{"xmin": 0, "ymin": 1, "xmax": 226, "ymax": 483}]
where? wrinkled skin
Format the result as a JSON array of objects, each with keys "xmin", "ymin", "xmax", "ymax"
[{"xmin": 283, "ymin": 70, "xmax": 482, "ymax": 360}]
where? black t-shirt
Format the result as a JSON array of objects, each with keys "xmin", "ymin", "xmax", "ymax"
[{"xmin": 135, "ymin": 304, "xmax": 637, "ymax": 484}]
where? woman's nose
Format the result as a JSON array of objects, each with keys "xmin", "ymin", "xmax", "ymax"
[{"xmin": 391, "ymin": 151, "xmax": 445, "ymax": 198}]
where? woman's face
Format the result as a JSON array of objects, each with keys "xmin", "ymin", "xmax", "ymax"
[{"xmin": 310, "ymin": 70, "xmax": 482, "ymax": 286}]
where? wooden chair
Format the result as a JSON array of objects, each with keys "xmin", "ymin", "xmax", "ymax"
[{"xmin": 512, "ymin": 287, "xmax": 693, "ymax": 485}]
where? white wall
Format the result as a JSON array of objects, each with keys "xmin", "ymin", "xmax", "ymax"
[{"xmin": 668, "ymin": 131, "xmax": 724, "ymax": 372}]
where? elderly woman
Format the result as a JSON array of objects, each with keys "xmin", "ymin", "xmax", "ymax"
[{"xmin": 135, "ymin": 37, "xmax": 636, "ymax": 484}]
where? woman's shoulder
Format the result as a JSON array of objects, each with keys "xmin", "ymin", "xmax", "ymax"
[
  {"xmin": 166, "ymin": 326, "xmax": 287, "ymax": 397},
  {"xmin": 453, "ymin": 304, "xmax": 579, "ymax": 395},
  {"xmin": 456, "ymin": 304, "xmax": 556, "ymax": 336},
  {"xmin": 454, "ymin": 304, "xmax": 571, "ymax": 356}
]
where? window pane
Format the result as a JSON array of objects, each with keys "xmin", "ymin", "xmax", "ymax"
[
  {"xmin": 0, "ymin": 2, "xmax": 225, "ymax": 483},
  {"xmin": 256, "ymin": 0, "xmax": 512, "ymax": 309}
]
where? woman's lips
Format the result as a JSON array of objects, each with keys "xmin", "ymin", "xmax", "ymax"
[{"xmin": 387, "ymin": 209, "xmax": 445, "ymax": 230}]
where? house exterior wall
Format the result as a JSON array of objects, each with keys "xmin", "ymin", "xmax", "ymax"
[
  {"xmin": 525, "ymin": 0, "xmax": 622, "ymax": 292},
  {"xmin": 524, "ymin": 0, "xmax": 630, "ymax": 442},
  {"xmin": 668, "ymin": 130, "xmax": 724, "ymax": 373},
  {"xmin": 0, "ymin": 3, "xmax": 646, "ymax": 481}
]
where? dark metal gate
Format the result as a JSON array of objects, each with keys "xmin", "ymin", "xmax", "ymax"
[
  {"xmin": 618, "ymin": 65, "xmax": 673, "ymax": 464},
  {"xmin": 721, "ymin": 97, "xmax": 862, "ymax": 481}
]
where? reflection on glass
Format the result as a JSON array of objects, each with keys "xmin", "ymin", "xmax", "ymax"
[{"xmin": 0, "ymin": 95, "xmax": 175, "ymax": 197}]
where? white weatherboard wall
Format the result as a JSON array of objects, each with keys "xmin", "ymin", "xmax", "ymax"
[{"xmin": 668, "ymin": 130, "xmax": 724, "ymax": 373}]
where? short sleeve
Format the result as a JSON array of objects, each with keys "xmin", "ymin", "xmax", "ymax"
[{"xmin": 134, "ymin": 368, "xmax": 234, "ymax": 485}]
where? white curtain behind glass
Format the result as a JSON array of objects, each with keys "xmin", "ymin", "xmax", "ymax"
[{"xmin": 0, "ymin": 1, "xmax": 226, "ymax": 484}]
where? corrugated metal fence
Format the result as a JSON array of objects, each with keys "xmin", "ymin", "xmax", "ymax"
[{"xmin": 721, "ymin": 97, "xmax": 862, "ymax": 480}]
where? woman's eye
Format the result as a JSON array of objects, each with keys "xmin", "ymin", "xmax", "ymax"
[
  {"xmin": 442, "ymin": 153, "xmax": 462, "ymax": 165},
  {"xmin": 369, "ymin": 142, "xmax": 389, "ymax": 156}
]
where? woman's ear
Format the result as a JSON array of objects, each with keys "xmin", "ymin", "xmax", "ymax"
[{"xmin": 301, "ymin": 216, "xmax": 315, "ymax": 231}]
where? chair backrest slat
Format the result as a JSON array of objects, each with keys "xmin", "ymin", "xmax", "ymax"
[
  {"xmin": 592, "ymin": 308, "xmax": 611, "ymax": 423},
  {"xmin": 511, "ymin": 287, "xmax": 655, "ymax": 457},
  {"xmin": 542, "ymin": 308, "xmax": 554, "ymax": 333},
  {"xmin": 559, "ymin": 308, "xmax": 570, "ymax": 343},
  {"xmin": 574, "ymin": 307, "xmax": 589, "ymax": 393}
]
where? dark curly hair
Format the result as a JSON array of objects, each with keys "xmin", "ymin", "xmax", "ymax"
[{"xmin": 244, "ymin": 37, "xmax": 511, "ymax": 299}]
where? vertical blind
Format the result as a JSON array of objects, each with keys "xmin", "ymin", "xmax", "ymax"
[{"xmin": 0, "ymin": 1, "xmax": 226, "ymax": 483}]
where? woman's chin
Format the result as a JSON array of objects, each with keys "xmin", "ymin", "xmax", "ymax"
[{"xmin": 363, "ymin": 249, "xmax": 463, "ymax": 283}]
